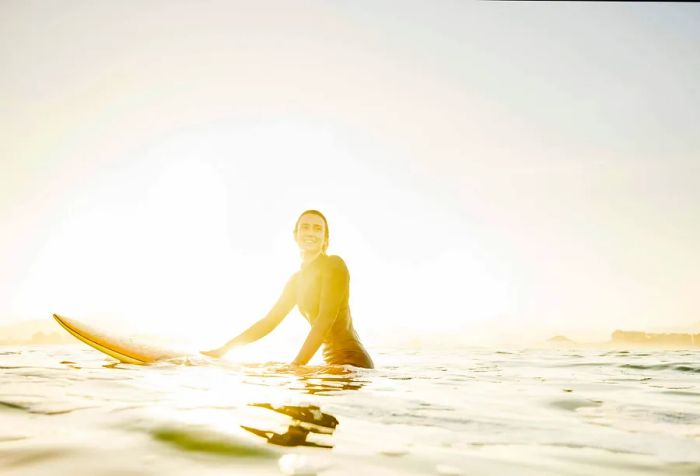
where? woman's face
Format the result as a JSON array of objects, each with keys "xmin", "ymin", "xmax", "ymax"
[{"xmin": 295, "ymin": 213, "xmax": 326, "ymax": 254}]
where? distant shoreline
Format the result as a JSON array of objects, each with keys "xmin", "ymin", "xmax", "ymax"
[
  {"xmin": 548, "ymin": 330, "xmax": 700, "ymax": 349},
  {"xmin": 0, "ymin": 330, "xmax": 76, "ymax": 346}
]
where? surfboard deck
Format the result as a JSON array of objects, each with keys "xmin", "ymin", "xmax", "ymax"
[{"xmin": 53, "ymin": 313, "xmax": 189, "ymax": 364}]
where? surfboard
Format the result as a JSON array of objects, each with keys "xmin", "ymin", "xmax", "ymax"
[{"xmin": 52, "ymin": 313, "xmax": 188, "ymax": 364}]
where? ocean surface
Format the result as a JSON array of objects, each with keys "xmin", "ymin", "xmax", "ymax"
[{"xmin": 1, "ymin": 345, "xmax": 699, "ymax": 475}]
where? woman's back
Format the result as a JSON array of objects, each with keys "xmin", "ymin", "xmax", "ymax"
[{"xmin": 295, "ymin": 254, "xmax": 373, "ymax": 368}]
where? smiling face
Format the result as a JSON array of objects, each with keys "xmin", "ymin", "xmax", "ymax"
[{"xmin": 295, "ymin": 213, "xmax": 327, "ymax": 256}]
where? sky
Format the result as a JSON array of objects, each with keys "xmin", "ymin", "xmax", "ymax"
[{"xmin": 1, "ymin": 1, "xmax": 699, "ymax": 349}]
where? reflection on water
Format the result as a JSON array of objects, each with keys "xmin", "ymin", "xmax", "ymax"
[
  {"xmin": 242, "ymin": 403, "xmax": 338, "ymax": 448},
  {"xmin": 240, "ymin": 362, "xmax": 370, "ymax": 395},
  {"xmin": 296, "ymin": 375, "xmax": 368, "ymax": 395},
  {"xmin": 239, "ymin": 368, "xmax": 363, "ymax": 448},
  {"xmin": 242, "ymin": 423, "xmax": 332, "ymax": 448},
  {"xmin": 249, "ymin": 403, "xmax": 340, "ymax": 429}
]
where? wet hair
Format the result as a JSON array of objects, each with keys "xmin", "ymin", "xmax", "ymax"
[{"xmin": 294, "ymin": 209, "xmax": 329, "ymax": 253}]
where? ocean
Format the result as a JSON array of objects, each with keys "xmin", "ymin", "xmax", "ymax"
[{"xmin": 1, "ymin": 346, "xmax": 699, "ymax": 475}]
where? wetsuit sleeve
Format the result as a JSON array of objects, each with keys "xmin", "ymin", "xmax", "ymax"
[
  {"xmin": 221, "ymin": 273, "xmax": 298, "ymax": 348},
  {"xmin": 263, "ymin": 273, "xmax": 299, "ymax": 327},
  {"xmin": 292, "ymin": 256, "xmax": 349, "ymax": 365}
]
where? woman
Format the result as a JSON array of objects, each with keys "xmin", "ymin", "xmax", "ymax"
[{"xmin": 202, "ymin": 210, "xmax": 374, "ymax": 369}]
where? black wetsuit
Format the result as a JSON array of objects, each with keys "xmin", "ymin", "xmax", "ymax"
[{"xmin": 293, "ymin": 254, "xmax": 373, "ymax": 369}]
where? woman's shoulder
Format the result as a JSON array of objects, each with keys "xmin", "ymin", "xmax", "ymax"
[
  {"xmin": 324, "ymin": 254, "xmax": 349, "ymax": 273},
  {"xmin": 285, "ymin": 270, "xmax": 301, "ymax": 288}
]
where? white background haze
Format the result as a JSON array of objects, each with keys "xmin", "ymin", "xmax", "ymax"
[{"xmin": 1, "ymin": 1, "xmax": 699, "ymax": 353}]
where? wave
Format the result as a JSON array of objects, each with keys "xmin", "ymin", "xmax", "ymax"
[{"xmin": 148, "ymin": 425, "xmax": 277, "ymax": 457}]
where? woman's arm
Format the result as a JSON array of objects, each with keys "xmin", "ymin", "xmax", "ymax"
[
  {"xmin": 292, "ymin": 257, "xmax": 348, "ymax": 365},
  {"xmin": 201, "ymin": 274, "xmax": 298, "ymax": 358}
]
